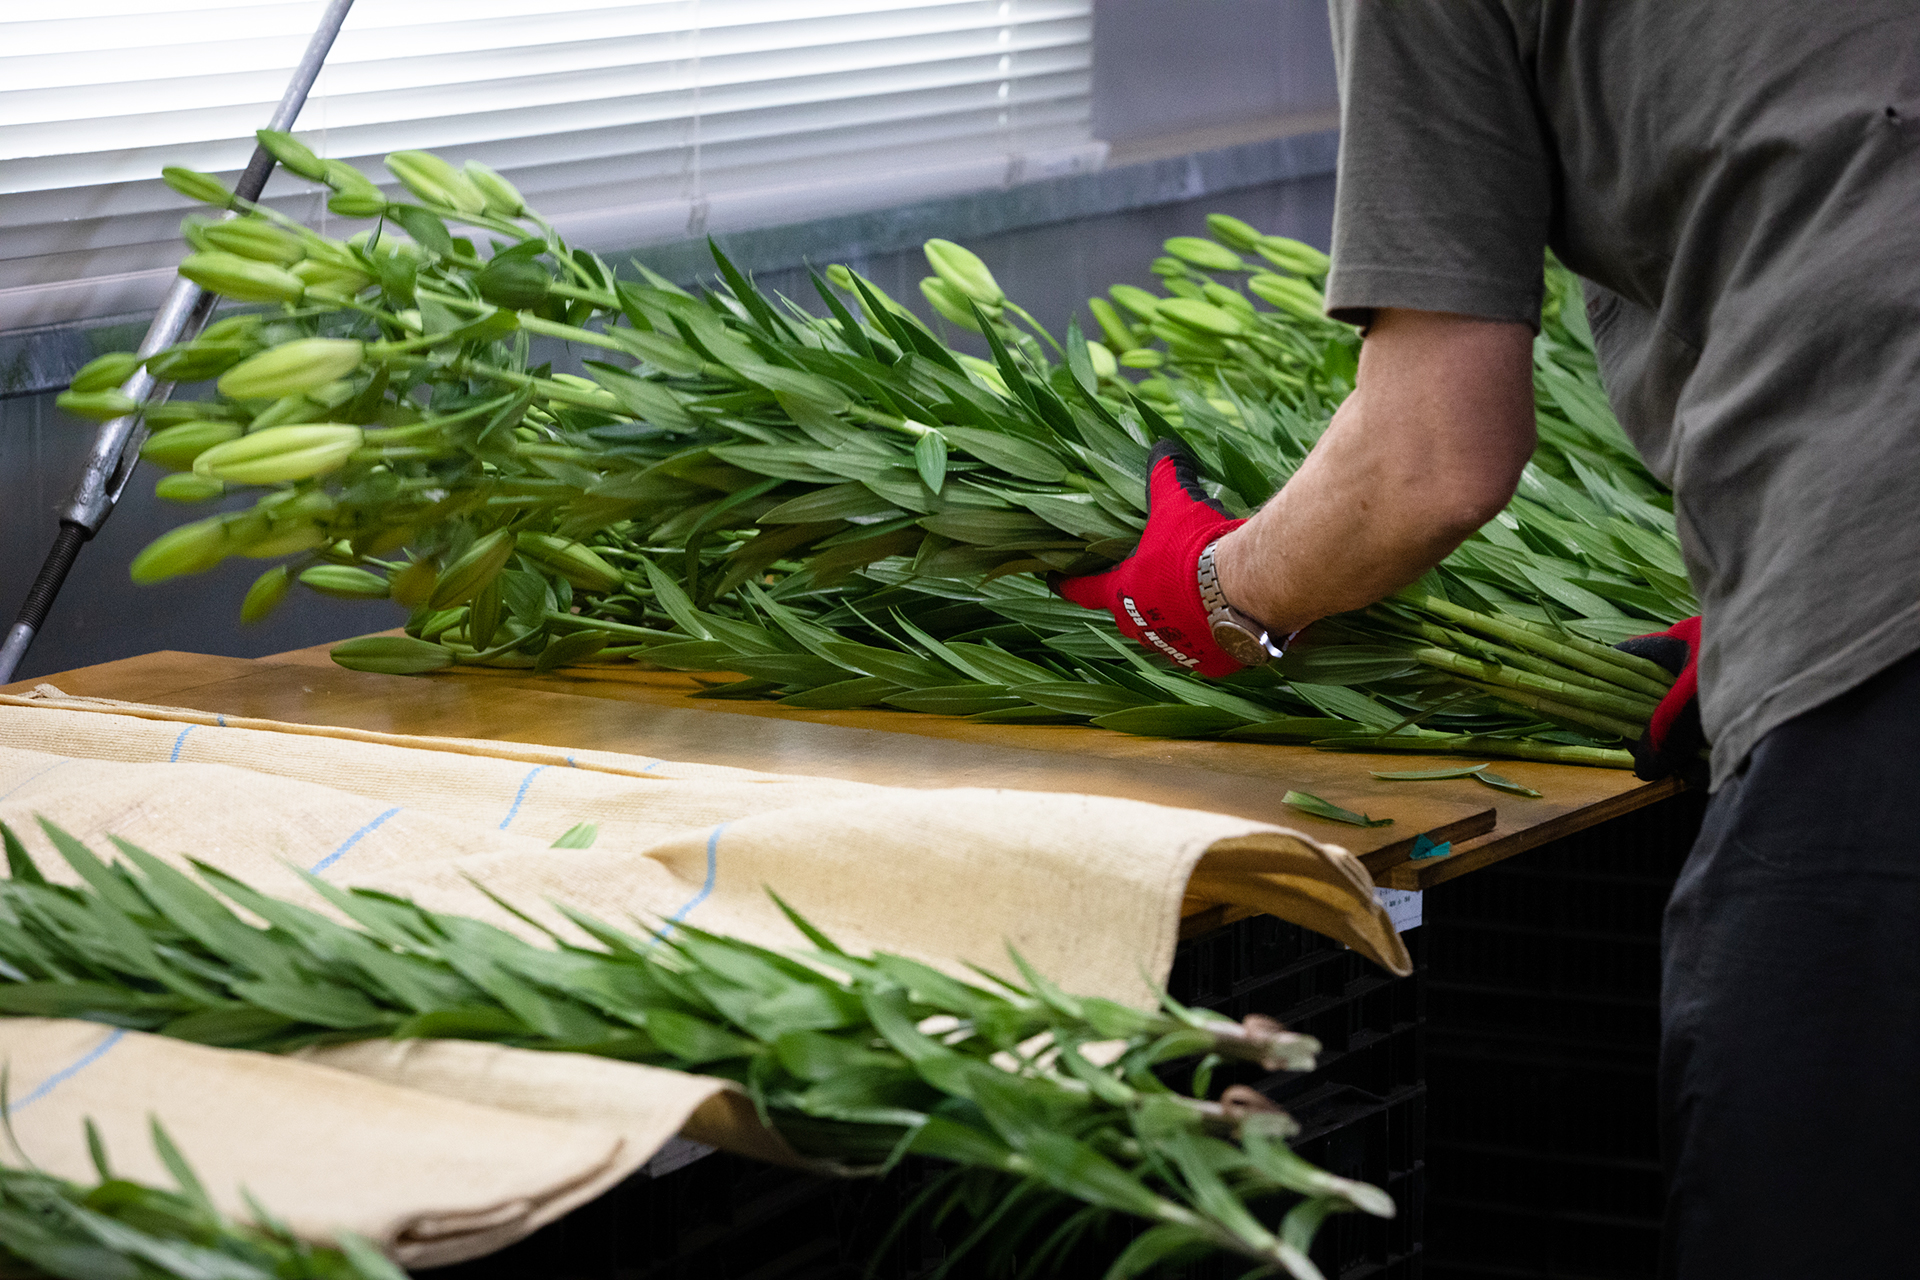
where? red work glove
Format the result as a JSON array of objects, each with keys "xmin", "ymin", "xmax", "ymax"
[
  {"xmin": 1053, "ymin": 440, "xmax": 1247, "ymax": 677},
  {"xmin": 1614, "ymin": 615, "xmax": 1706, "ymax": 786}
]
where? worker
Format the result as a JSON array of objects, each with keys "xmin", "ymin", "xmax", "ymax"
[{"xmin": 1058, "ymin": 4, "xmax": 1920, "ymax": 1276}]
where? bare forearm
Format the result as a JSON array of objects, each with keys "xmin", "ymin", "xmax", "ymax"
[{"xmin": 1212, "ymin": 309, "xmax": 1537, "ymax": 636}]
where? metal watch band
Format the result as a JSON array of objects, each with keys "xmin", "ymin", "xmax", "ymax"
[{"xmin": 1197, "ymin": 539, "xmax": 1285, "ymax": 666}]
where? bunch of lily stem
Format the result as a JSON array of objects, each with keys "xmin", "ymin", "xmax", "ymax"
[
  {"xmin": 85, "ymin": 133, "xmax": 1694, "ymax": 767},
  {"xmin": 0, "ymin": 1111, "xmax": 402, "ymax": 1280},
  {"xmin": 0, "ymin": 820, "xmax": 1388, "ymax": 1278}
]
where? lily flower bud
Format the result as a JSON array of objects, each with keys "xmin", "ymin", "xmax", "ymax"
[
  {"xmin": 142, "ymin": 421, "xmax": 245, "ymax": 470},
  {"xmin": 162, "ymin": 167, "xmax": 237, "ymax": 209},
  {"xmin": 428, "ymin": 529, "xmax": 516, "ymax": 609},
  {"xmin": 464, "ymin": 160, "xmax": 527, "ymax": 217},
  {"xmin": 924, "ymin": 238, "xmax": 1004, "ymax": 305},
  {"xmin": 240, "ymin": 565, "xmax": 294, "ymax": 623},
  {"xmin": 254, "ymin": 129, "xmax": 330, "ymax": 182},
  {"xmin": 1248, "ymin": 272, "xmax": 1327, "ymax": 321},
  {"xmin": 1164, "ymin": 236, "xmax": 1247, "ymax": 272},
  {"xmin": 919, "ymin": 277, "xmax": 990, "ymax": 333},
  {"xmin": 385, "ymin": 150, "xmax": 488, "ymax": 215},
  {"xmin": 1255, "ymin": 237, "xmax": 1332, "ymax": 277},
  {"xmin": 69, "ymin": 352, "xmax": 146, "ymax": 394},
  {"xmin": 129, "ymin": 516, "xmax": 232, "ymax": 583},
  {"xmin": 389, "ymin": 557, "xmax": 440, "ymax": 609},
  {"xmin": 56, "ymin": 389, "xmax": 140, "ymax": 422},
  {"xmin": 192, "ymin": 423, "xmax": 364, "ymax": 485},
  {"xmin": 201, "ymin": 218, "xmax": 307, "ymax": 266},
  {"xmin": 298, "ymin": 565, "xmax": 390, "ymax": 599},
  {"xmin": 154, "ymin": 474, "xmax": 226, "ymax": 504},
  {"xmin": 515, "ymin": 533, "xmax": 625, "ymax": 593},
  {"xmin": 178, "ymin": 252, "xmax": 305, "ymax": 305},
  {"xmin": 217, "ymin": 339, "xmax": 364, "ymax": 400},
  {"xmin": 330, "ymin": 635, "xmax": 455, "ymax": 675},
  {"xmin": 1205, "ymin": 214, "xmax": 1265, "ymax": 252}
]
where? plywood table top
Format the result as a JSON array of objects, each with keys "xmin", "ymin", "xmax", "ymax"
[{"xmin": 5, "ymin": 643, "xmax": 1680, "ymax": 900}]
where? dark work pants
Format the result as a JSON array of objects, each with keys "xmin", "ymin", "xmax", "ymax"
[{"xmin": 1661, "ymin": 650, "xmax": 1920, "ymax": 1278}]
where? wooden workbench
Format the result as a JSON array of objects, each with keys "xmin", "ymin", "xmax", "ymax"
[{"xmin": 2, "ymin": 641, "xmax": 1680, "ymax": 928}]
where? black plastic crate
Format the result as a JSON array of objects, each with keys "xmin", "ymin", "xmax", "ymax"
[{"xmin": 1422, "ymin": 789, "xmax": 1707, "ymax": 1280}]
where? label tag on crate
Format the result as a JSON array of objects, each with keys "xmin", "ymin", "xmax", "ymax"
[{"xmin": 1373, "ymin": 886, "xmax": 1423, "ymax": 932}]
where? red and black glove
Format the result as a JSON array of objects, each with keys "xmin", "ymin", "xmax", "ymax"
[
  {"xmin": 1053, "ymin": 440, "xmax": 1248, "ymax": 677},
  {"xmin": 1614, "ymin": 615, "xmax": 1706, "ymax": 786}
]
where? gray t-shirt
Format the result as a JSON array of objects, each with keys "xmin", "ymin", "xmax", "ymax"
[{"xmin": 1324, "ymin": 0, "xmax": 1920, "ymax": 788}]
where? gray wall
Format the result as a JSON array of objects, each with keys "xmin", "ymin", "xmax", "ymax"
[{"xmin": 0, "ymin": 5, "xmax": 1340, "ymax": 683}]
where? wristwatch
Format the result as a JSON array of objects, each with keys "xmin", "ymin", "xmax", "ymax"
[{"xmin": 1197, "ymin": 538, "xmax": 1286, "ymax": 666}]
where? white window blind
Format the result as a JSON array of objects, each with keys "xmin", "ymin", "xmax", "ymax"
[{"xmin": 0, "ymin": 0, "xmax": 1101, "ymax": 332}]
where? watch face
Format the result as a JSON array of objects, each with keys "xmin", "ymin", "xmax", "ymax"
[{"xmin": 1211, "ymin": 619, "xmax": 1270, "ymax": 666}]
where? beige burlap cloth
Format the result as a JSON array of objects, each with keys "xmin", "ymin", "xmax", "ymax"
[{"xmin": 0, "ymin": 686, "xmax": 1407, "ymax": 1266}]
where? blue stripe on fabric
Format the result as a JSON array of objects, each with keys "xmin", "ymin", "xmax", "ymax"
[
  {"xmin": 0, "ymin": 760, "xmax": 70, "ymax": 803},
  {"xmin": 641, "ymin": 760, "xmax": 663, "ymax": 773},
  {"xmin": 309, "ymin": 807, "xmax": 401, "ymax": 875},
  {"xmin": 216, "ymin": 714, "xmax": 226, "ymax": 727},
  {"xmin": 167, "ymin": 726, "xmax": 195, "ymax": 762},
  {"xmin": 651, "ymin": 822, "xmax": 729, "ymax": 945},
  {"xmin": 499, "ymin": 765, "xmax": 549, "ymax": 830},
  {"xmin": 12, "ymin": 1029, "xmax": 125, "ymax": 1114},
  {"xmin": 565, "ymin": 755, "xmax": 577, "ymax": 767}
]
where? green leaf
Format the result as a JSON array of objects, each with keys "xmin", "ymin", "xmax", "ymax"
[
  {"xmin": 1103, "ymin": 1223, "xmax": 1216, "ymax": 1279},
  {"xmin": 1473, "ymin": 769, "xmax": 1543, "ymax": 798},
  {"xmin": 1010, "ymin": 681, "xmax": 1154, "ymax": 716},
  {"xmin": 535, "ymin": 629, "xmax": 611, "ymax": 672},
  {"xmin": 883, "ymin": 683, "xmax": 1023, "ymax": 716},
  {"xmin": 758, "ymin": 481, "xmax": 903, "ymax": 525},
  {"xmin": 941, "ymin": 427, "xmax": 1069, "ymax": 483},
  {"xmin": 913, "ymin": 431, "xmax": 948, "ymax": 495},
  {"xmin": 1281, "ymin": 791, "xmax": 1393, "ymax": 828},
  {"xmin": 644, "ymin": 1008, "xmax": 758, "ymax": 1065},
  {"xmin": 1369, "ymin": 764, "xmax": 1489, "ymax": 780},
  {"xmin": 1089, "ymin": 704, "xmax": 1243, "ymax": 737},
  {"xmin": 550, "ymin": 822, "xmax": 599, "ymax": 849},
  {"xmin": 775, "ymin": 676, "xmax": 903, "ymax": 709}
]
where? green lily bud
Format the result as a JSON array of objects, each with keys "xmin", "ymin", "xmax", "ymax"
[
  {"xmin": 1165, "ymin": 236, "xmax": 1246, "ymax": 272},
  {"xmin": 474, "ymin": 256, "xmax": 551, "ymax": 309},
  {"xmin": 143, "ymin": 401, "xmax": 237, "ymax": 429},
  {"xmin": 56, "ymin": 389, "xmax": 139, "ymax": 422},
  {"xmin": 1202, "ymin": 283, "xmax": 1255, "ymax": 315},
  {"xmin": 178, "ymin": 252, "xmax": 305, "ymax": 305},
  {"xmin": 240, "ymin": 565, "xmax": 294, "ymax": 624},
  {"xmin": 247, "ymin": 392, "xmax": 331, "ymax": 431},
  {"xmin": 389, "ymin": 557, "xmax": 440, "ymax": 609},
  {"xmin": 202, "ymin": 314, "xmax": 264, "ymax": 343},
  {"xmin": 330, "ymin": 634, "xmax": 456, "ymax": 675},
  {"xmin": 142, "ymin": 420, "xmax": 244, "ymax": 469},
  {"xmin": 129, "ymin": 516, "xmax": 231, "ymax": 584},
  {"xmin": 824, "ymin": 263, "xmax": 857, "ymax": 291},
  {"xmin": 351, "ymin": 231, "xmax": 422, "ymax": 261},
  {"xmin": 146, "ymin": 341, "xmax": 254, "ymax": 383},
  {"xmin": 254, "ymin": 129, "xmax": 329, "ymax": 182},
  {"xmin": 409, "ymin": 606, "xmax": 464, "ymax": 642},
  {"xmin": 1117, "ymin": 347, "xmax": 1165, "ymax": 369},
  {"xmin": 299, "ymin": 565, "xmax": 390, "ymax": 599},
  {"xmin": 192, "ymin": 423, "xmax": 364, "ymax": 485},
  {"xmin": 1205, "ymin": 214, "xmax": 1265, "ymax": 252},
  {"xmin": 69, "ymin": 352, "xmax": 145, "ymax": 394},
  {"xmin": 428, "ymin": 529, "xmax": 516, "ymax": 609},
  {"xmin": 1152, "ymin": 321, "xmax": 1230, "ymax": 360},
  {"xmin": 291, "ymin": 258, "xmax": 374, "ymax": 301},
  {"xmin": 919, "ymin": 277, "xmax": 988, "ymax": 333},
  {"xmin": 200, "ymin": 218, "xmax": 306, "ymax": 266},
  {"xmin": 181, "ymin": 215, "xmax": 217, "ymax": 253},
  {"xmin": 217, "ymin": 338, "xmax": 365, "ymax": 400},
  {"xmin": 236, "ymin": 519, "xmax": 329, "ymax": 559},
  {"xmin": 954, "ymin": 353, "xmax": 1010, "ymax": 396},
  {"xmin": 328, "ymin": 193, "xmax": 389, "ymax": 218},
  {"xmin": 516, "ymin": 532, "xmax": 625, "ymax": 593},
  {"xmin": 385, "ymin": 150, "xmax": 487, "ymax": 215},
  {"xmin": 162, "ymin": 167, "xmax": 237, "ymax": 209},
  {"xmin": 1248, "ymin": 272, "xmax": 1326, "ymax": 320},
  {"xmin": 1150, "ymin": 257, "xmax": 1187, "ymax": 278},
  {"xmin": 256, "ymin": 487, "xmax": 335, "ymax": 521},
  {"xmin": 923, "ymin": 238, "xmax": 1003, "ymax": 304},
  {"xmin": 321, "ymin": 159, "xmax": 381, "ymax": 197},
  {"xmin": 464, "ymin": 160, "xmax": 526, "ymax": 217},
  {"xmin": 1157, "ymin": 297, "xmax": 1246, "ymax": 337},
  {"xmin": 154, "ymin": 474, "xmax": 226, "ymax": 504},
  {"xmin": 1108, "ymin": 284, "xmax": 1161, "ymax": 321},
  {"xmin": 1085, "ymin": 340, "xmax": 1118, "ymax": 379},
  {"xmin": 1087, "ymin": 298, "xmax": 1138, "ymax": 352},
  {"xmin": 1256, "ymin": 237, "xmax": 1332, "ymax": 277}
]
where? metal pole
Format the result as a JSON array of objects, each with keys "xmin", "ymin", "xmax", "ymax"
[{"xmin": 0, "ymin": 0, "xmax": 357, "ymax": 686}]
